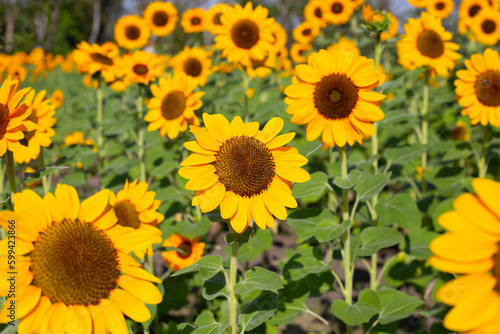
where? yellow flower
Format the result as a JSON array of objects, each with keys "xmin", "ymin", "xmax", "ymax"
[
  {"xmin": 179, "ymin": 113, "xmax": 311, "ymax": 233},
  {"xmin": 362, "ymin": 5, "xmax": 398, "ymax": 41},
  {"xmin": 284, "ymin": 49, "xmax": 386, "ymax": 148},
  {"xmin": 407, "ymin": 0, "xmax": 428, "ymax": 7},
  {"xmin": 206, "ymin": 3, "xmax": 233, "ymax": 34},
  {"xmin": 292, "ymin": 21, "xmax": 320, "ymax": 44},
  {"xmin": 426, "ymin": 0, "xmax": 454, "ymax": 19},
  {"xmin": 430, "ymin": 178, "xmax": 500, "ymax": 333},
  {"xmin": 7, "ymin": 64, "xmax": 26, "ymax": 82},
  {"xmin": 350, "ymin": 0, "xmax": 365, "ymax": 10},
  {"xmin": 143, "ymin": 1, "xmax": 178, "ymax": 37},
  {"xmin": 0, "ymin": 76, "xmax": 36, "ymax": 156},
  {"xmin": 119, "ymin": 50, "xmax": 165, "ymax": 86},
  {"xmin": 64, "ymin": 131, "xmax": 85, "ymax": 146},
  {"xmin": 454, "ymin": 48, "xmax": 500, "ymax": 127},
  {"xmin": 181, "ymin": 7, "xmax": 207, "ymax": 33},
  {"xmin": 326, "ymin": 37, "xmax": 360, "ymax": 59},
  {"xmin": 170, "ymin": 46, "xmax": 213, "ymax": 87},
  {"xmin": 269, "ymin": 21, "xmax": 288, "ymax": 51},
  {"xmin": 246, "ymin": 53, "xmax": 276, "ymax": 79},
  {"xmin": 73, "ymin": 41, "xmax": 120, "ymax": 83},
  {"xmin": 322, "ymin": 0, "xmax": 354, "ymax": 25},
  {"xmin": 114, "ymin": 15, "xmax": 151, "ymax": 50},
  {"xmin": 470, "ymin": 10, "xmax": 500, "ymax": 45},
  {"xmin": 304, "ymin": 0, "xmax": 328, "ymax": 28},
  {"xmin": 451, "ymin": 121, "xmax": 471, "ymax": 141},
  {"xmin": 246, "ymin": 87, "xmax": 255, "ymax": 98},
  {"xmin": 290, "ymin": 43, "xmax": 312, "ymax": 64},
  {"xmin": 458, "ymin": 0, "xmax": 490, "ymax": 35},
  {"xmin": 50, "ymin": 89, "xmax": 64, "ymax": 108},
  {"xmin": 161, "ymin": 234, "xmax": 205, "ymax": 272},
  {"xmin": 0, "ymin": 185, "xmax": 163, "ymax": 333},
  {"xmin": 144, "ymin": 73, "xmax": 203, "ymax": 139}
]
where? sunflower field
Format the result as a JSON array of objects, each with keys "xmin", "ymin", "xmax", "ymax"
[{"xmin": 1, "ymin": 0, "xmax": 500, "ymax": 333}]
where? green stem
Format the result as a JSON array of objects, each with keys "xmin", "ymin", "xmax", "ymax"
[
  {"xmin": 228, "ymin": 242, "xmax": 239, "ymax": 334},
  {"xmin": 96, "ymin": 84, "xmax": 104, "ymax": 169},
  {"xmin": 242, "ymin": 72, "xmax": 251, "ymax": 122},
  {"xmin": 137, "ymin": 85, "xmax": 146, "ymax": 182},
  {"xmin": 39, "ymin": 147, "xmax": 50, "ymax": 194},
  {"xmin": 0, "ymin": 158, "xmax": 5, "ymax": 196},
  {"xmin": 3, "ymin": 151, "xmax": 16, "ymax": 195},
  {"xmin": 478, "ymin": 126, "xmax": 488, "ymax": 178},
  {"xmin": 421, "ymin": 82, "xmax": 429, "ymax": 193}
]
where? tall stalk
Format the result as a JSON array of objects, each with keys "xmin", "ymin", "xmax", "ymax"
[
  {"xmin": 228, "ymin": 242, "xmax": 239, "ymax": 334},
  {"xmin": 96, "ymin": 83, "xmax": 104, "ymax": 169},
  {"xmin": 137, "ymin": 85, "xmax": 146, "ymax": 182},
  {"xmin": 478, "ymin": 125, "xmax": 489, "ymax": 178},
  {"xmin": 2, "ymin": 151, "xmax": 16, "ymax": 209},
  {"xmin": 420, "ymin": 82, "xmax": 429, "ymax": 192}
]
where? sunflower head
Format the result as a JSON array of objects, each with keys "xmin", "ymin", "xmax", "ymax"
[
  {"xmin": 362, "ymin": 5, "xmax": 392, "ymax": 37},
  {"xmin": 304, "ymin": 0, "xmax": 328, "ymax": 28},
  {"xmin": 470, "ymin": 10, "xmax": 500, "ymax": 45},
  {"xmin": 170, "ymin": 46, "xmax": 214, "ymax": 87},
  {"xmin": 114, "ymin": 15, "xmax": 151, "ymax": 50},
  {"xmin": 426, "ymin": 0, "xmax": 454, "ymax": 19},
  {"xmin": 50, "ymin": 89, "xmax": 64, "ymax": 108},
  {"xmin": 119, "ymin": 50, "xmax": 165, "ymax": 86},
  {"xmin": 292, "ymin": 21, "xmax": 320, "ymax": 44},
  {"xmin": 162, "ymin": 234, "xmax": 205, "ymax": 272},
  {"xmin": 181, "ymin": 7, "xmax": 207, "ymax": 33},
  {"xmin": 207, "ymin": 3, "xmax": 233, "ymax": 34},
  {"xmin": 322, "ymin": 0, "xmax": 354, "ymax": 25},
  {"xmin": 458, "ymin": 0, "xmax": 489, "ymax": 34},
  {"xmin": 143, "ymin": 1, "xmax": 178, "ymax": 36}
]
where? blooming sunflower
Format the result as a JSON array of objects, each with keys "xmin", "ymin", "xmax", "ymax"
[
  {"xmin": 458, "ymin": 0, "xmax": 489, "ymax": 35},
  {"xmin": 451, "ymin": 121, "xmax": 471, "ymax": 141},
  {"xmin": 407, "ymin": 0, "xmax": 428, "ymax": 7},
  {"xmin": 179, "ymin": 113, "xmax": 310, "ymax": 233},
  {"xmin": 170, "ymin": 46, "xmax": 213, "ymax": 87},
  {"xmin": 397, "ymin": 12, "xmax": 461, "ymax": 77},
  {"xmin": 64, "ymin": 131, "xmax": 85, "ymax": 146},
  {"xmin": 8, "ymin": 64, "xmax": 27, "ymax": 82},
  {"xmin": 144, "ymin": 73, "xmax": 203, "ymax": 139},
  {"xmin": 454, "ymin": 48, "xmax": 500, "ymax": 127},
  {"xmin": 246, "ymin": 53, "xmax": 276, "ymax": 79},
  {"xmin": 326, "ymin": 37, "xmax": 361, "ymax": 59},
  {"xmin": 322, "ymin": 0, "xmax": 354, "ymax": 25},
  {"xmin": 119, "ymin": 50, "xmax": 165, "ymax": 86},
  {"xmin": 269, "ymin": 21, "xmax": 288, "ymax": 51},
  {"xmin": 114, "ymin": 15, "xmax": 151, "ymax": 50},
  {"xmin": 109, "ymin": 179, "xmax": 164, "ymax": 258},
  {"xmin": 0, "ymin": 76, "xmax": 36, "ymax": 156},
  {"xmin": 206, "ymin": 3, "xmax": 233, "ymax": 35},
  {"xmin": 13, "ymin": 89, "xmax": 56, "ymax": 164},
  {"xmin": 0, "ymin": 185, "xmax": 163, "ymax": 333},
  {"xmin": 429, "ymin": 178, "xmax": 500, "ymax": 333},
  {"xmin": 214, "ymin": 2, "xmax": 276, "ymax": 67},
  {"xmin": 290, "ymin": 43, "xmax": 312, "ymax": 64},
  {"xmin": 161, "ymin": 233, "xmax": 205, "ymax": 272},
  {"xmin": 50, "ymin": 89, "xmax": 64, "ymax": 109},
  {"xmin": 180, "ymin": 8, "xmax": 207, "ymax": 33},
  {"xmin": 426, "ymin": 0, "xmax": 454, "ymax": 19},
  {"xmin": 284, "ymin": 49, "xmax": 385, "ymax": 148},
  {"xmin": 304, "ymin": 0, "xmax": 327, "ymax": 28},
  {"xmin": 470, "ymin": 10, "xmax": 500, "ymax": 45},
  {"xmin": 293, "ymin": 21, "xmax": 320, "ymax": 44},
  {"xmin": 143, "ymin": 1, "xmax": 178, "ymax": 37},
  {"xmin": 73, "ymin": 41, "xmax": 120, "ymax": 83}
]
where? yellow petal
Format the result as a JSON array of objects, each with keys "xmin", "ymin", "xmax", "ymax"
[
  {"xmin": 55, "ymin": 184, "xmax": 80, "ymax": 221},
  {"xmin": 430, "ymin": 233, "xmax": 497, "ymax": 262},
  {"xmin": 259, "ymin": 117, "xmax": 284, "ymax": 143},
  {"xmin": 17, "ymin": 296, "xmax": 51, "ymax": 334},
  {"xmin": 79, "ymin": 189, "xmax": 110, "ymax": 223},
  {"xmin": 261, "ymin": 191, "xmax": 287, "ymax": 220},
  {"xmin": 100, "ymin": 299, "xmax": 128, "ymax": 334},
  {"xmin": 117, "ymin": 275, "xmax": 163, "ymax": 305},
  {"xmin": 220, "ymin": 191, "xmax": 238, "ymax": 219},
  {"xmin": 428, "ymin": 255, "xmax": 493, "ymax": 274},
  {"xmin": 66, "ymin": 304, "xmax": 92, "ymax": 334},
  {"xmin": 251, "ymin": 196, "xmax": 268, "ymax": 230},
  {"xmin": 230, "ymin": 196, "xmax": 248, "ymax": 233},
  {"xmin": 473, "ymin": 178, "xmax": 500, "ymax": 220},
  {"xmin": 275, "ymin": 165, "xmax": 311, "ymax": 183},
  {"xmin": 444, "ymin": 291, "xmax": 500, "ymax": 332},
  {"xmin": 436, "ymin": 273, "xmax": 496, "ymax": 306},
  {"xmin": 189, "ymin": 126, "xmax": 221, "ymax": 151},
  {"xmin": 203, "ymin": 113, "xmax": 231, "ymax": 142},
  {"xmin": 180, "ymin": 153, "xmax": 216, "ymax": 167},
  {"xmin": 454, "ymin": 193, "xmax": 500, "ymax": 235},
  {"xmin": 110, "ymin": 289, "xmax": 151, "ymax": 323},
  {"xmin": 266, "ymin": 132, "xmax": 295, "ymax": 150},
  {"xmin": 185, "ymin": 174, "xmax": 219, "ymax": 191},
  {"xmin": 120, "ymin": 265, "xmax": 162, "ymax": 283}
]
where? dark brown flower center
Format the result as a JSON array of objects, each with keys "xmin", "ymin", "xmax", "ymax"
[
  {"xmin": 161, "ymin": 91, "xmax": 186, "ymax": 120},
  {"xmin": 314, "ymin": 74, "xmax": 359, "ymax": 120},
  {"xmin": 213, "ymin": 12, "xmax": 223, "ymax": 25},
  {"xmin": 152, "ymin": 10, "xmax": 169, "ymax": 27},
  {"xmin": 114, "ymin": 200, "xmax": 141, "ymax": 229},
  {"xmin": 314, "ymin": 7, "xmax": 322, "ymax": 19},
  {"xmin": 214, "ymin": 136, "xmax": 275, "ymax": 198},
  {"xmin": 435, "ymin": 2, "xmax": 445, "ymax": 10},
  {"xmin": 302, "ymin": 28, "xmax": 312, "ymax": 36},
  {"xmin": 416, "ymin": 30, "xmax": 445, "ymax": 59},
  {"xmin": 90, "ymin": 53, "xmax": 113, "ymax": 66},
  {"xmin": 469, "ymin": 5, "xmax": 481, "ymax": 17},
  {"xmin": 476, "ymin": 71, "xmax": 500, "ymax": 107},
  {"xmin": 133, "ymin": 64, "xmax": 149, "ymax": 75},
  {"xmin": 30, "ymin": 219, "xmax": 120, "ymax": 305},
  {"xmin": 191, "ymin": 17, "xmax": 201, "ymax": 25},
  {"xmin": 125, "ymin": 25, "xmax": 141, "ymax": 40},
  {"xmin": 177, "ymin": 242, "xmax": 192, "ymax": 259},
  {"xmin": 332, "ymin": 3, "xmax": 344, "ymax": 14},
  {"xmin": 481, "ymin": 19, "xmax": 497, "ymax": 34},
  {"xmin": 183, "ymin": 57, "xmax": 202, "ymax": 77},
  {"xmin": 231, "ymin": 19, "xmax": 260, "ymax": 49},
  {"xmin": 0, "ymin": 104, "xmax": 10, "ymax": 140},
  {"xmin": 25, "ymin": 109, "xmax": 38, "ymax": 141}
]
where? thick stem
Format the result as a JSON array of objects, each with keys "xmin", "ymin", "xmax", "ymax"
[
  {"xmin": 420, "ymin": 82, "xmax": 429, "ymax": 193},
  {"xmin": 96, "ymin": 84, "xmax": 104, "ymax": 169},
  {"xmin": 137, "ymin": 85, "xmax": 146, "ymax": 182},
  {"xmin": 229, "ymin": 242, "xmax": 239, "ymax": 334},
  {"xmin": 3, "ymin": 151, "xmax": 16, "ymax": 195},
  {"xmin": 478, "ymin": 126, "xmax": 488, "ymax": 178},
  {"xmin": 0, "ymin": 158, "xmax": 5, "ymax": 196},
  {"xmin": 242, "ymin": 72, "xmax": 251, "ymax": 122},
  {"xmin": 39, "ymin": 147, "xmax": 50, "ymax": 194}
]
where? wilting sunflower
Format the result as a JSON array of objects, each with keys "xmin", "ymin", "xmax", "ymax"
[
  {"xmin": 458, "ymin": 0, "xmax": 489, "ymax": 35},
  {"xmin": 50, "ymin": 89, "xmax": 64, "ymax": 109},
  {"xmin": 470, "ymin": 10, "xmax": 500, "ymax": 45},
  {"xmin": 206, "ymin": 3, "xmax": 233, "ymax": 34},
  {"xmin": 290, "ymin": 43, "xmax": 312, "ymax": 64},
  {"xmin": 454, "ymin": 48, "xmax": 500, "ymax": 127},
  {"xmin": 109, "ymin": 179, "xmax": 164, "ymax": 258},
  {"xmin": 114, "ymin": 15, "xmax": 151, "ymax": 50},
  {"xmin": 429, "ymin": 178, "xmax": 500, "ymax": 333},
  {"xmin": 144, "ymin": 73, "xmax": 203, "ymax": 139},
  {"xmin": 326, "ymin": 37, "xmax": 361, "ymax": 59},
  {"xmin": 293, "ymin": 21, "xmax": 320, "ymax": 44},
  {"xmin": 161, "ymin": 233, "xmax": 205, "ymax": 272},
  {"xmin": 426, "ymin": 0, "xmax": 454, "ymax": 19},
  {"xmin": 119, "ymin": 50, "xmax": 165, "ymax": 86},
  {"xmin": 407, "ymin": 0, "xmax": 428, "ymax": 7},
  {"xmin": 397, "ymin": 12, "xmax": 461, "ymax": 77},
  {"xmin": 143, "ymin": 1, "xmax": 178, "ymax": 37},
  {"xmin": 73, "ymin": 41, "xmax": 120, "ymax": 83},
  {"xmin": 13, "ymin": 89, "xmax": 56, "ymax": 164},
  {"xmin": 304, "ymin": 0, "xmax": 327, "ymax": 28},
  {"xmin": 0, "ymin": 185, "xmax": 163, "ymax": 333},
  {"xmin": 170, "ymin": 46, "xmax": 213, "ymax": 87},
  {"xmin": 0, "ymin": 76, "xmax": 36, "ymax": 156},
  {"xmin": 181, "ymin": 7, "xmax": 207, "ymax": 33},
  {"xmin": 214, "ymin": 2, "xmax": 275, "ymax": 67},
  {"xmin": 322, "ymin": 0, "xmax": 354, "ymax": 25},
  {"xmin": 179, "ymin": 113, "xmax": 310, "ymax": 233},
  {"xmin": 284, "ymin": 49, "xmax": 385, "ymax": 148}
]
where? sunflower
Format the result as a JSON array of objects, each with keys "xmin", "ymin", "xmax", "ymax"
[
  {"xmin": 50, "ymin": 89, "xmax": 64, "ymax": 109},
  {"xmin": 322, "ymin": 0, "xmax": 354, "ymax": 25},
  {"xmin": 458, "ymin": 0, "xmax": 489, "ymax": 34},
  {"xmin": 326, "ymin": 37, "xmax": 360, "ymax": 60},
  {"xmin": 114, "ymin": 15, "xmax": 151, "ymax": 50},
  {"xmin": 470, "ymin": 10, "xmax": 500, "ymax": 45},
  {"xmin": 13, "ymin": 89, "xmax": 56, "ymax": 164},
  {"xmin": 109, "ymin": 179, "xmax": 164, "ymax": 258},
  {"xmin": 304, "ymin": 0, "xmax": 327, "ymax": 28},
  {"xmin": 144, "ymin": 73, "xmax": 203, "ymax": 139},
  {"xmin": 214, "ymin": 2, "xmax": 276, "ymax": 67},
  {"xmin": 170, "ymin": 46, "xmax": 213, "ymax": 87},
  {"xmin": 284, "ymin": 49, "xmax": 385, "ymax": 148},
  {"xmin": 119, "ymin": 50, "xmax": 165, "ymax": 86},
  {"xmin": 180, "ymin": 7, "xmax": 207, "ymax": 33},
  {"xmin": 64, "ymin": 131, "xmax": 85, "ymax": 146},
  {"xmin": 0, "ymin": 185, "xmax": 163, "ymax": 332},
  {"xmin": 407, "ymin": 0, "xmax": 428, "ymax": 7},
  {"xmin": 351, "ymin": 0, "xmax": 365, "ymax": 10},
  {"xmin": 454, "ymin": 48, "xmax": 500, "ymax": 127},
  {"xmin": 246, "ymin": 53, "xmax": 276, "ymax": 79},
  {"xmin": 426, "ymin": 0, "xmax": 454, "ymax": 19},
  {"xmin": 73, "ymin": 41, "xmax": 120, "ymax": 83},
  {"xmin": 161, "ymin": 234, "xmax": 205, "ymax": 272},
  {"xmin": 269, "ymin": 21, "xmax": 288, "ymax": 51},
  {"xmin": 143, "ymin": 1, "xmax": 178, "ymax": 36},
  {"xmin": 178, "ymin": 113, "xmax": 310, "ymax": 233},
  {"xmin": 397, "ymin": 12, "xmax": 461, "ymax": 77},
  {"xmin": 382, "ymin": 12, "xmax": 399, "ymax": 41},
  {"xmin": 362, "ymin": 5, "xmax": 398, "ymax": 41},
  {"xmin": 206, "ymin": 3, "xmax": 233, "ymax": 34},
  {"xmin": 7, "ymin": 64, "xmax": 26, "ymax": 82},
  {"xmin": 429, "ymin": 178, "xmax": 500, "ymax": 333},
  {"xmin": 290, "ymin": 43, "xmax": 312, "ymax": 64},
  {"xmin": 451, "ymin": 121, "xmax": 471, "ymax": 141},
  {"xmin": 293, "ymin": 21, "xmax": 320, "ymax": 44},
  {"xmin": 0, "ymin": 76, "xmax": 36, "ymax": 156}
]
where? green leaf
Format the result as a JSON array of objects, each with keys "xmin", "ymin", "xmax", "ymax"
[
  {"xmin": 356, "ymin": 227, "xmax": 404, "ymax": 257},
  {"xmin": 24, "ymin": 166, "xmax": 69, "ymax": 184},
  {"xmin": 192, "ymin": 313, "xmax": 229, "ymax": 334},
  {"xmin": 267, "ymin": 283, "xmax": 310, "ymax": 326},
  {"xmin": 234, "ymin": 267, "xmax": 283, "ymax": 295},
  {"xmin": 287, "ymin": 209, "xmax": 336, "ymax": 239},
  {"xmin": 354, "ymin": 172, "xmax": 391, "ymax": 201},
  {"xmin": 292, "ymin": 172, "xmax": 330, "ymax": 198},
  {"xmin": 239, "ymin": 291, "xmax": 278, "ymax": 332},
  {"xmin": 404, "ymin": 229, "xmax": 440, "ymax": 259},
  {"xmin": 202, "ymin": 272, "xmax": 228, "ymax": 300},
  {"xmin": 377, "ymin": 288, "xmax": 424, "ymax": 324},
  {"xmin": 376, "ymin": 193, "xmax": 422, "ymax": 231},
  {"xmin": 164, "ymin": 323, "xmax": 195, "ymax": 334},
  {"xmin": 174, "ymin": 216, "xmax": 211, "ymax": 239},
  {"xmin": 384, "ymin": 144, "xmax": 426, "ymax": 164},
  {"xmin": 314, "ymin": 218, "xmax": 350, "ymax": 243},
  {"xmin": 331, "ymin": 289, "xmax": 381, "ymax": 326},
  {"xmin": 332, "ymin": 169, "xmax": 362, "ymax": 189},
  {"xmin": 236, "ymin": 229, "xmax": 273, "ymax": 262},
  {"xmin": 283, "ymin": 247, "xmax": 329, "ymax": 281},
  {"xmin": 225, "ymin": 228, "xmax": 253, "ymax": 246},
  {"xmin": 171, "ymin": 255, "xmax": 224, "ymax": 278}
]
